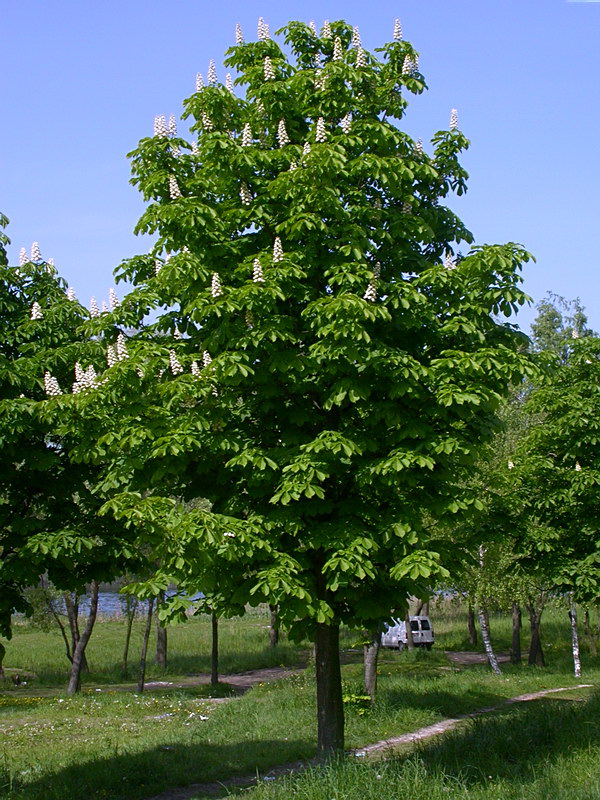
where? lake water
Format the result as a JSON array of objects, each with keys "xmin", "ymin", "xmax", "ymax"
[{"xmin": 69, "ymin": 591, "xmax": 204, "ymax": 617}]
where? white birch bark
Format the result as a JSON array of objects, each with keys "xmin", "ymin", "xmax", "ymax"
[{"xmin": 570, "ymin": 599, "xmax": 582, "ymax": 678}]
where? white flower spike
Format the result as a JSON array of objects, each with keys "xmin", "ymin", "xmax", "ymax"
[
  {"xmin": 253, "ymin": 258, "xmax": 265, "ymax": 283},
  {"xmin": 572, "ymin": 328, "xmax": 579, "ymax": 339},
  {"xmin": 235, "ymin": 23, "xmax": 244, "ymax": 45},
  {"xmin": 154, "ymin": 115, "xmax": 168, "ymax": 137},
  {"xmin": 309, "ymin": 20, "xmax": 317, "ymax": 35},
  {"xmin": 322, "ymin": 20, "xmax": 332, "ymax": 38},
  {"xmin": 241, "ymin": 123, "xmax": 252, "ymax": 147},
  {"xmin": 202, "ymin": 112, "xmax": 214, "ymax": 131},
  {"xmin": 303, "ymin": 141, "xmax": 311, "ymax": 157},
  {"xmin": 356, "ymin": 47, "xmax": 366, "ymax": 68},
  {"xmin": 340, "ymin": 113, "xmax": 352, "ymax": 134},
  {"xmin": 169, "ymin": 350, "xmax": 184, "ymax": 375},
  {"xmin": 168, "ymin": 114, "xmax": 177, "ymax": 137},
  {"xmin": 31, "ymin": 301, "xmax": 43, "ymax": 320},
  {"xmin": 264, "ymin": 56, "xmax": 275, "ymax": 81},
  {"xmin": 116, "ymin": 332, "xmax": 128, "ymax": 361},
  {"xmin": 333, "ymin": 37, "xmax": 343, "ymax": 61},
  {"xmin": 107, "ymin": 345, "xmax": 118, "ymax": 367},
  {"xmin": 394, "ymin": 18, "xmax": 402, "ymax": 41},
  {"xmin": 277, "ymin": 119, "xmax": 290, "ymax": 147},
  {"xmin": 207, "ymin": 60, "xmax": 217, "ymax": 85},
  {"xmin": 102, "ymin": 301, "xmax": 109, "ymax": 313},
  {"xmin": 196, "ymin": 73, "xmax": 204, "ymax": 92},
  {"xmin": 314, "ymin": 72, "xmax": 325, "ymax": 91},
  {"xmin": 154, "ymin": 259, "xmax": 162, "ymax": 275},
  {"xmin": 109, "ymin": 287, "xmax": 120, "ymax": 309},
  {"xmin": 315, "ymin": 117, "xmax": 327, "ymax": 143},
  {"xmin": 352, "ymin": 26, "xmax": 361, "ymax": 49},
  {"xmin": 240, "ymin": 182, "xmax": 252, "ymax": 206},
  {"xmin": 44, "ymin": 372, "xmax": 62, "ymax": 396},
  {"xmin": 191, "ymin": 140, "xmax": 199, "ymax": 155},
  {"xmin": 575, "ymin": 461, "xmax": 582, "ymax": 471},
  {"xmin": 31, "ymin": 242, "xmax": 42, "ymax": 262},
  {"xmin": 19, "ymin": 248, "xmax": 27, "ymax": 266},
  {"xmin": 415, "ymin": 138, "xmax": 423, "ymax": 155},
  {"xmin": 273, "ymin": 237, "xmax": 284, "ymax": 262},
  {"xmin": 402, "ymin": 55, "xmax": 414, "ymax": 75},
  {"xmin": 90, "ymin": 297, "xmax": 100, "ymax": 317},
  {"xmin": 67, "ymin": 287, "xmax": 76, "ymax": 301},
  {"xmin": 191, "ymin": 360, "xmax": 201, "ymax": 377},
  {"xmin": 211, "ymin": 273, "xmax": 222, "ymax": 297},
  {"xmin": 169, "ymin": 176, "xmax": 182, "ymax": 199},
  {"xmin": 202, "ymin": 350, "xmax": 212, "ymax": 366},
  {"xmin": 444, "ymin": 252, "xmax": 456, "ymax": 270},
  {"xmin": 450, "ymin": 108, "xmax": 458, "ymax": 130},
  {"xmin": 226, "ymin": 73, "xmax": 234, "ymax": 93}
]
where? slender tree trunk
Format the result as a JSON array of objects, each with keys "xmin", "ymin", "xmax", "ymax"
[
  {"xmin": 67, "ymin": 581, "xmax": 99, "ymax": 695},
  {"xmin": 137, "ymin": 597, "xmax": 155, "ymax": 693},
  {"xmin": 211, "ymin": 611, "xmax": 219, "ymax": 688},
  {"xmin": 0, "ymin": 641, "xmax": 5, "ymax": 679},
  {"xmin": 155, "ymin": 592, "xmax": 167, "ymax": 669},
  {"xmin": 64, "ymin": 592, "xmax": 89, "ymax": 673},
  {"xmin": 315, "ymin": 622, "xmax": 344, "ymax": 756},
  {"xmin": 49, "ymin": 602, "xmax": 73, "ymax": 663},
  {"xmin": 478, "ymin": 608, "xmax": 502, "ymax": 674},
  {"xmin": 363, "ymin": 629, "xmax": 381, "ymax": 704},
  {"xmin": 583, "ymin": 609, "xmax": 598, "ymax": 656},
  {"xmin": 467, "ymin": 605, "xmax": 478, "ymax": 647},
  {"xmin": 121, "ymin": 598, "xmax": 138, "ymax": 678},
  {"xmin": 269, "ymin": 604, "xmax": 280, "ymax": 648},
  {"xmin": 511, "ymin": 602, "xmax": 522, "ymax": 664},
  {"xmin": 569, "ymin": 601, "xmax": 582, "ymax": 678},
  {"xmin": 405, "ymin": 611, "xmax": 414, "ymax": 651},
  {"xmin": 527, "ymin": 604, "xmax": 545, "ymax": 666}
]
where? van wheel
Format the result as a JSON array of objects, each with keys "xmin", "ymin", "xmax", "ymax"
[
  {"xmin": 398, "ymin": 643, "xmax": 405, "ymax": 652},
  {"xmin": 425, "ymin": 643, "xmax": 433, "ymax": 651}
]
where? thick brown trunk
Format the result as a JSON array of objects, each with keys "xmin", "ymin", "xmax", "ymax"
[
  {"xmin": 269, "ymin": 604, "xmax": 280, "ymax": 648},
  {"xmin": 405, "ymin": 611, "xmax": 414, "ymax": 651},
  {"xmin": 478, "ymin": 607, "xmax": 502, "ymax": 674},
  {"xmin": 65, "ymin": 592, "xmax": 89, "ymax": 673},
  {"xmin": 511, "ymin": 602, "xmax": 522, "ymax": 664},
  {"xmin": 363, "ymin": 629, "xmax": 381, "ymax": 704},
  {"xmin": 137, "ymin": 597, "xmax": 155, "ymax": 692},
  {"xmin": 67, "ymin": 581, "xmax": 99, "ymax": 695},
  {"xmin": 315, "ymin": 622, "xmax": 344, "ymax": 756},
  {"xmin": 467, "ymin": 605, "xmax": 477, "ymax": 647},
  {"xmin": 211, "ymin": 611, "xmax": 219, "ymax": 688},
  {"xmin": 527, "ymin": 604, "xmax": 545, "ymax": 666},
  {"xmin": 155, "ymin": 593, "xmax": 167, "ymax": 668},
  {"xmin": 569, "ymin": 601, "xmax": 581, "ymax": 678}
]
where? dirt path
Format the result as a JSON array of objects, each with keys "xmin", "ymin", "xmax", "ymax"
[{"xmin": 143, "ymin": 683, "xmax": 594, "ymax": 800}]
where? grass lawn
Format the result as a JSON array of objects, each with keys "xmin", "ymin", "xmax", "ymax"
[{"xmin": 1, "ymin": 601, "xmax": 599, "ymax": 799}]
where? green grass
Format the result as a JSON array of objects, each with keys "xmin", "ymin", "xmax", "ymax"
[{"xmin": 1, "ymin": 601, "xmax": 599, "ymax": 799}]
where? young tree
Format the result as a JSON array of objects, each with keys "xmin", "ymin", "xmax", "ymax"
[{"xmin": 56, "ymin": 19, "xmax": 533, "ymax": 753}]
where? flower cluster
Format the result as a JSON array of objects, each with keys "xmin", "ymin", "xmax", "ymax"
[
  {"xmin": 315, "ymin": 117, "xmax": 327, "ymax": 142},
  {"xmin": 107, "ymin": 345, "xmax": 118, "ymax": 367},
  {"xmin": 30, "ymin": 301, "xmax": 43, "ymax": 320},
  {"xmin": 169, "ymin": 350, "xmax": 184, "ymax": 375},
  {"xmin": 333, "ymin": 37, "xmax": 343, "ymax": 61},
  {"xmin": 196, "ymin": 72, "xmax": 204, "ymax": 91},
  {"xmin": 191, "ymin": 360, "xmax": 201, "ymax": 377},
  {"xmin": 258, "ymin": 17, "xmax": 270, "ymax": 40},
  {"xmin": 226, "ymin": 74, "xmax": 234, "ymax": 93},
  {"xmin": 169, "ymin": 176, "xmax": 182, "ymax": 200},
  {"xmin": 363, "ymin": 262, "xmax": 380, "ymax": 302},
  {"xmin": 235, "ymin": 23, "xmax": 244, "ymax": 45},
  {"xmin": 450, "ymin": 108, "xmax": 458, "ymax": 130},
  {"xmin": 340, "ymin": 113, "xmax": 352, "ymax": 134},
  {"xmin": 19, "ymin": 247, "xmax": 27, "ymax": 266},
  {"xmin": 277, "ymin": 119, "xmax": 290, "ymax": 147},
  {"xmin": 402, "ymin": 55, "xmax": 414, "ymax": 75},
  {"xmin": 273, "ymin": 237, "xmax": 284, "ymax": 262},
  {"xmin": 202, "ymin": 112, "xmax": 214, "ymax": 131},
  {"xmin": 90, "ymin": 297, "xmax": 100, "ymax": 317},
  {"xmin": 303, "ymin": 141, "xmax": 311, "ymax": 157},
  {"xmin": 252, "ymin": 258, "xmax": 264, "ymax": 282},
  {"xmin": 241, "ymin": 123, "xmax": 252, "ymax": 146},
  {"xmin": 308, "ymin": 20, "xmax": 317, "ymax": 34},
  {"xmin": 314, "ymin": 71, "xmax": 325, "ymax": 90},
  {"xmin": 352, "ymin": 26, "xmax": 361, "ymax": 48},
  {"xmin": 154, "ymin": 115, "xmax": 168, "ymax": 137},
  {"xmin": 191, "ymin": 140, "xmax": 199, "ymax": 155},
  {"xmin": 322, "ymin": 20, "xmax": 332, "ymax": 38},
  {"xmin": 264, "ymin": 56, "xmax": 275, "ymax": 80},
  {"xmin": 44, "ymin": 372, "xmax": 62, "ymax": 396},
  {"xmin": 116, "ymin": 332, "xmax": 128, "ymax": 360},
  {"xmin": 444, "ymin": 252, "xmax": 456, "ymax": 270},
  {"xmin": 202, "ymin": 350, "xmax": 212, "ymax": 366},
  {"xmin": 207, "ymin": 59, "xmax": 217, "ymax": 85},
  {"xmin": 415, "ymin": 138, "xmax": 423, "ymax": 155},
  {"xmin": 355, "ymin": 47, "xmax": 366, "ymax": 67},
  {"xmin": 168, "ymin": 114, "xmax": 177, "ymax": 137},
  {"xmin": 240, "ymin": 183, "xmax": 252, "ymax": 206},
  {"xmin": 31, "ymin": 242, "xmax": 42, "ymax": 262},
  {"xmin": 394, "ymin": 18, "xmax": 402, "ymax": 41},
  {"xmin": 67, "ymin": 287, "xmax": 76, "ymax": 301},
  {"xmin": 72, "ymin": 362, "xmax": 98, "ymax": 393},
  {"xmin": 109, "ymin": 288, "xmax": 120, "ymax": 309},
  {"xmin": 211, "ymin": 273, "xmax": 222, "ymax": 297}
]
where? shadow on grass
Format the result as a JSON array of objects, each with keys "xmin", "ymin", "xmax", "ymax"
[
  {"xmin": 402, "ymin": 690, "xmax": 600, "ymax": 788},
  {"xmin": 2, "ymin": 737, "xmax": 314, "ymax": 800}
]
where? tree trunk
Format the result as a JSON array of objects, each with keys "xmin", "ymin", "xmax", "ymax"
[
  {"xmin": 137, "ymin": 597, "xmax": 155, "ymax": 693},
  {"xmin": 569, "ymin": 601, "xmax": 582, "ymax": 678},
  {"xmin": 67, "ymin": 581, "xmax": 99, "ymax": 695},
  {"xmin": 363, "ymin": 629, "xmax": 381, "ymax": 704},
  {"xmin": 405, "ymin": 611, "xmax": 414, "ymax": 651},
  {"xmin": 315, "ymin": 622, "xmax": 344, "ymax": 756},
  {"xmin": 414, "ymin": 598, "xmax": 429, "ymax": 616},
  {"xmin": 478, "ymin": 608, "xmax": 502, "ymax": 674},
  {"xmin": 211, "ymin": 611, "xmax": 219, "ymax": 688},
  {"xmin": 155, "ymin": 593, "xmax": 167, "ymax": 669},
  {"xmin": 65, "ymin": 592, "xmax": 89, "ymax": 673},
  {"xmin": 527, "ymin": 604, "xmax": 545, "ymax": 666},
  {"xmin": 269, "ymin": 604, "xmax": 280, "ymax": 648},
  {"xmin": 0, "ymin": 641, "xmax": 5, "ymax": 679},
  {"xmin": 583, "ymin": 609, "xmax": 598, "ymax": 656},
  {"xmin": 121, "ymin": 597, "xmax": 138, "ymax": 678},
  {"xmin": 467, "ymin": 605, "xmax": 477, "ymax": 647},
  {"xmin": 511, "ymin": 602, "xmax": 522, "ymax": 664}
]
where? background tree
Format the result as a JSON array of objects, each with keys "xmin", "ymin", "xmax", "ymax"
[{"xmin": 55, "ymin": 19, "xmax": 534, "ymax": 753}]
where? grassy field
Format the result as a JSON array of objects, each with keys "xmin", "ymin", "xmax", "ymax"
[{"xmin": 0, "ymin": 600, "xmax": 598, "ymax": 800}]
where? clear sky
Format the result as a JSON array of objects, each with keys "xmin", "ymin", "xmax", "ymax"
[{"xmin": 3, "ymin": 0, "xmax": 600, "ymax": 333}]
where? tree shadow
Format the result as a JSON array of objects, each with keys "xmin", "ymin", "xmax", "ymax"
[
  {"xmin": 6, "ymin": 737, "xmax": 313, "ymax": 800},
  {"xmin": 397, "ymin": 691, "xmax": 600, "ymax": 789}
]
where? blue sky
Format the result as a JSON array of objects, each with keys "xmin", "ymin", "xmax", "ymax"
[{"xmin": 3, "ymin": 0, "xmax": 600, "ymax": 332}]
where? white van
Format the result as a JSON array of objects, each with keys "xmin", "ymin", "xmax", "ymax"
[{"xmin": 381, "ymin": 615, "xmax": 434, "ymax": 650}]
